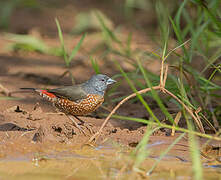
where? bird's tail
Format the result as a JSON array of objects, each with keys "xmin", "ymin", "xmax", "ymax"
[
  {"xmin": 11, "ymin": 88, "xmax": 56, "ymax": 100},
  {"xmin": 20, "ymin": 88, "xmax": 37, "ymax": 91},
  {"xmin": 9, "ymin": 88, "xmax": 39, "ymax": 96},
  {"xmin": 20, "ymin": 88, "xmax": 56, "ymax": 98},
  {"xmin": 20, "ymin": 88, "xmax": 46, "ymax": 94}
]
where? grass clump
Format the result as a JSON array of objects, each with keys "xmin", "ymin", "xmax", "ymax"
[
  {"xmin": 87, "ymin": 0, "xmax": 220, "ymax": 178},
  {"xmin": 55, "ymin": 18, "xmax": 86, "ymax": 83}
]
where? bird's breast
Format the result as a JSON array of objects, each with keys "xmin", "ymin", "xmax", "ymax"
[{"xmin": 54, "ymin": 94, "xmax": 104, "ymax": 116}]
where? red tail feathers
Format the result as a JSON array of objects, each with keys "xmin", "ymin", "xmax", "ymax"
[
  {"xmin": 38, "ymin": 90, "xmax": 56, "ymax": 98},
  {"xmin": 20, "ymin": 88, "xmax": 56, "ymax": 98}
]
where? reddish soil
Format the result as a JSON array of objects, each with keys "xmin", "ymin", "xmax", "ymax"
[
  {"xmin": 0, "ymin": 2, "xmax": 220, "ymax": 179},
  {"xmin": 0, "ymin": 1, "xmax": 161, "ymax": 148}
]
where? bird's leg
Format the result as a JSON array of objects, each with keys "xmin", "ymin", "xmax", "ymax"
[
  {"xmin": 66, "ymin": 115, "xmax": 87, "ymax": 136},
  {"xmin": 73, "ymin": 115, "xmax": 85, "ymax": 124},
  {"xmin": 74, "ymin": 115, "xmax": 94, "ymax": 134}
]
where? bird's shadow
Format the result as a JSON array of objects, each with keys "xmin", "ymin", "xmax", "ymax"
[{"xmin": 0, "ymin": 123, "xmax": 35, "ymax": 132}]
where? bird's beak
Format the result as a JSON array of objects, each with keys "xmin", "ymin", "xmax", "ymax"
[{"xmin": 107, "ymin": 78, "xmax": 116, "ymax": 85}]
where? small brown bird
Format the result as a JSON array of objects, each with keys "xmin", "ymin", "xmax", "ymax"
[{"xmin": 21, "ymin": 74, "xmax": 116, "ymax": 134}]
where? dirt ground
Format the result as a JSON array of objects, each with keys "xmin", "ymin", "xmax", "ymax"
[
  {"xmin": 0, "ymin": 1, "xmax": 221, "ymax": 179},
  {"xmin": 0, "ymin": 0, "xmax": 163, "ymax": 147},
  {"xmin": 0, "ymin": 39, "xmax": 220, "ymax": 180}
]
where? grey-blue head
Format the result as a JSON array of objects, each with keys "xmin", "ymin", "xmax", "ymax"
[{"xmin": 83, "ymin": 74, "xmax": 116, "ymax": 95}]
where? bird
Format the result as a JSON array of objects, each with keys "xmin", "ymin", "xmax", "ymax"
[{"xmin": 21, "ymin": 74, "xmax": 116, "ymax": 135}]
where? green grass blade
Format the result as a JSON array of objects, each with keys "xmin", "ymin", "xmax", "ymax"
[
  {"xmin": 95, "ymin": 11, "xmax": 121, "ymax": 45},
  {"xmin": 125, "ymin": 32, "xmax": 132, "ymax": 57},
  {"xmin": 155, "ymin": 0, "xmax": 169, "ymax": 50},
  {"xmin": 202, "ymin": 3, "xmax": 221, "ymax": 31},
  {"xmin": 147, "ymin": 132, "xmax": 186, "ymax": 175},
  {"xmin": 199, "ymin": 76, "xmax": 221, "ymax": 91},
  {"xmin": 175, "ymin": 0, "xmax": 187, "ymax": 28},
  {"xmin": 201, "ymin": 48, "xmax": 221, "ymax": 73},
  {"xmin": 164, "ymin": 39, "xmax": 191, "ymax": 60},
  {"xmin": 5, "ymin": 33, "xmax": 49, "ymax": 53},
  {"xmin": 55, "ymin": 18, "xmax": 68, "ymax": 66},
  {"xmin": 109, "ymin": 114, "xmax": 221, "ymax": 141},
  {"xmin": 133, "ymin": 123, "xmax": 160, "ymax": 170},
  {"xmin": 68, "ymin": 33, "xmax": 86, "ymax": 66},
  {"xmin": 90, "ymin": 56, "xmax": 100, "ymax": 74},
  {"xmin": 137, "ymin": 59, "xmax": 174, "ymax": 124},
  {"xmin": 187, "ymin": 120, "xmax": 203, "ymax": 180},
  {"xmin": 0, "ymin": 97, "xmax": 22, "ymax": 100},
  {"xmin": 169, "ymin": 16, "xmax": 189, "ymax": 61},
  {"xmin": 0, "ymin": 1, "xmax": 19, "ymax": 29},
  {"xmin": 189, "ymin": 21, "xmax": 210, "ymax": 61},
  {"xmin": 115, "ymin": 61, "xmax": 160, "ymax": 124}
]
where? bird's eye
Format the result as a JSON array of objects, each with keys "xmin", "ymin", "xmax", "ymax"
[{"xmin": 101, "ymin": 79, "xmax": 105, "ymax": 81}]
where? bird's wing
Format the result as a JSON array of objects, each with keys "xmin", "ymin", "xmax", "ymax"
[{"xmin": 48, "ymin": 85, "xmax": 88, "ymax": 102}]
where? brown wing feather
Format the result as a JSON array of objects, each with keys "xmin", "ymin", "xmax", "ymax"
[{"xmin": 48, "ymin": 85, "xmax": 87, "ymax": 102}]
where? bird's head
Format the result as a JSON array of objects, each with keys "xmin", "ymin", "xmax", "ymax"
[{"xmin": 85, "ymin": 74, "xmax": 116, "ymax": 94}]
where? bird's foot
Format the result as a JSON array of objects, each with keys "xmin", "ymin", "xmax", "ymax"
[
  {"xmin": 78, "ymin": 121, "xmax": 94, "ymax": 134},
  {"xmin": 67, "ymin": 115, "xmax": 94, "ymax": 136},
  {"xmin": 74, "ymin": 123, "xmax": 88, "ymax": 136},
  {"xmin": 74, "ymin": 115, "xmax": 95, "ymax": 135}
]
